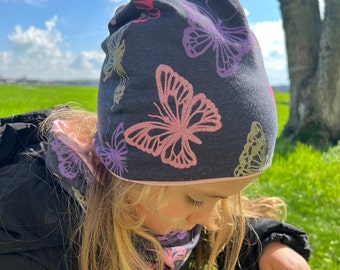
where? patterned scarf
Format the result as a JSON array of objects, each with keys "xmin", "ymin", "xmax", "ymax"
[{"xmin": 156, "ymin": 225, "xmax": 202, "ymax": 269}]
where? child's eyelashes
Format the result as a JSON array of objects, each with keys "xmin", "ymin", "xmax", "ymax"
[{"xmin": 186, "ymin": 195, "xmax": 204, "ymax": 208}]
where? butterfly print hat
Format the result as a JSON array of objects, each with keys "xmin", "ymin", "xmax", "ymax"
[{"xmin": 94, "ymin": 0, "xmax": 278, "ymax": 185}]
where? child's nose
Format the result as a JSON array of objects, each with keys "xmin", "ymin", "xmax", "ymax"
[{"xmin": 186, "ymin": 209, "xmax": 213, "ymax": 227}]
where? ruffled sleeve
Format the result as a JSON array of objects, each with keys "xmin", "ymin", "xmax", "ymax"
[{"xmin": 217, "ymin": 217, "xmax": 311, "ymax": 270}]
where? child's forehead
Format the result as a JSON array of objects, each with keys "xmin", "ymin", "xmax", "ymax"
[
  {"xmin": 164, "ymin": 175, "xmax": 256, "ymax": 198},
  {"xmin": 188, "ymin": 176, "xmax": 254, "ymax": 195}
]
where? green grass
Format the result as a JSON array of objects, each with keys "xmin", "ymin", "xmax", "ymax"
[
  {"xmin": 246, "ymin": 92, "xmax": 340, "ymax": 269},
  {"xmin": 247, "ymin": 140, "xmax": 340, "ymax": 269},
  {"xmin": 1, "ymin": 84, "xmax": 339, "ymax": 269},
  {"xmin": 0, "ymin": 84, "xmax": 97, "ymax": 116}
]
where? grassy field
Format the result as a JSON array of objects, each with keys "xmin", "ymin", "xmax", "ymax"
[
  {"xmin": 0, "ymin": 84, "xmax": 97, "ymax": 115},
  {"xmin": 1, "ymin": 84, "xmax": 339, "ymax": 269},
  {"xmin": 249, "ymin": 93, "xmax": 340, "ymax": 270}
]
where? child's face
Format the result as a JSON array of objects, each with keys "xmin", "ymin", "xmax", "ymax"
[{"xmin": 133, "ymin": 176, "xmax": 255, "ymax": 235}]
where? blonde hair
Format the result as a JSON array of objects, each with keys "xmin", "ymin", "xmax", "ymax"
[{"xmin": 42, "ymin": 108, "xmax": 286, "ymax": 270}]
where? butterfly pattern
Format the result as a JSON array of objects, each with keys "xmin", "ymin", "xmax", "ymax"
[
  {"xmin": 95, "ymin": 122, "xmax": 128, "ymax": 176},
  {"xmin": 150, "ymin": 225, "xmax": 201, "ymax": 270},
  {"xmin": 132, "ymin": 0, "xmax": 161, "ymax": 23},
  {"xmin": 103, "ymin": 1, "xmax": 161, "ymax": 110},
  {"xmin": 157, "ymin": 230, "xmax": 188, "ymax": 242},
  {"xmin": 50, "ymin": 137, "xmax": 91, "ymax": 181},
  {"xmin": 71, "ymin": 186, "xmax": 87, "ymax": 210},
  {"xmin": 103, "ymin": 23, "xmax": 130, "ymax": 110},
  {"xmin": 234, "ymin": 121, "xmax": 268, "ymax": 176},
  {"xmin": 182, "ymin": 0, "xmax": 254, "ymax": 78},
  {"xmin": 162, "ymin": 247, "xmax": 188, "ymax": 269},
  {"xmin": 124, "ymin": 64, "xmax": 222, "ymax": 169}
]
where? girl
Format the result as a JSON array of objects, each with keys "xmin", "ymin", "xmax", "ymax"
[{"xmin": 0, "ymin": 0, "xmax": 310, "ymax": 269}]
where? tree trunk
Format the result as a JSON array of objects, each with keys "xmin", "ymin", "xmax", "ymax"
[
  {"xmin": 279, "ymin": 0, "xmax": 340, "ymax": 146},
  {"xmin": 279, "ymin": 0, "xmax": 321, "ymax": 143},
  {"xmin": 314, "ymin": 0, "xmax": 340, "ymax": 143}
]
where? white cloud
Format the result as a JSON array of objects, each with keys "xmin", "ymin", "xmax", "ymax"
[
  {"xmin": 0, "ymin": 51, "xmax": 12, "ymax": 78},
  {"xmin": 251, "ymin": 20, "xmax": 288, "ymax": 85},
  {"xmin": 243, "ymin": 8, "xmax": 250, "ymax": 17},
  {"xmin": 8, "ymin": 16, "xmax": 63, "ymax": 57},
  {"xmin": 0, "ymin": 16, "xmax": 105, "ymax": 80},
  {"xmin": 0, "ymin": 51, "xmax": 12, "ymax": 65},
  {"xmin": 70, "ymin": 51, "xmax": 105, "ymax": 76}
]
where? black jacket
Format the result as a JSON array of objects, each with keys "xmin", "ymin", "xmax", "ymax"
[{"xmin": 0, "ymin": 110, "xmax": 310, "ymax": 269}]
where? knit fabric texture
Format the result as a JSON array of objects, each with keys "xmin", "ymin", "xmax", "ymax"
[{"xmin": 93, "ymin": 0, "xmax": 277, "ymax": 185}]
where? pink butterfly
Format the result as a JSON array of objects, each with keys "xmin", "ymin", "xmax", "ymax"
[
  {"xmin": 124, "ymin": 64, "xmax": 222, "ymax": 169},
  {"xmin": 163, "ymin": 247, "xmax": 187, "ymax": 269},
  {"xmin": 182, "ymin": 0, "xmax": 254, "ymax": 78},
  {"xmin": 132, "ymin": 0, "xmax": 161, "ymax": 23}
]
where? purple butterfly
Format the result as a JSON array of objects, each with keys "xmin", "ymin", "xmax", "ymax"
[
  {"xmin": 182, "ymin": 0, "xmax": 254, "ymax": 78},
  {"xmin": 50, "ymin": 138, "xmax": 91, "ymax": 181},
  {"xmin": 95, "ymin": 122, "xmax": 128, "ymax": 176},
  {"xmin": 157, "ymin": 230, "xmax": 188, "ymax": 242}
]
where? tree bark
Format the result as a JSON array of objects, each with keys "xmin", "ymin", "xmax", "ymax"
[
  {"xmin": 279, "ymin": 0, "xmax": 340, "ymax": 146},
  {"xmin": 314, "ymin": 0, "xmax": 340, "ymax": 143},
  {"xmin": 279, "ymin": 0, "xmax": 322, "ymax": 143}
]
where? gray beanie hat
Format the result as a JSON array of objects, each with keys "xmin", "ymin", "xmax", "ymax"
[{"xmin": 93, "ymin": 0, "xmax": 277, "ymax": 185}]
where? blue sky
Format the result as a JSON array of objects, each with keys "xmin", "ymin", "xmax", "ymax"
[{"xmin": 0, "ymin": 0, "xmax": 324, "ymax": 85}]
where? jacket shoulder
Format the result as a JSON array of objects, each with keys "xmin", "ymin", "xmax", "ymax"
[
  {"xmin": 0, "ymin": 109, "xmax": 80, "ymax": 269},
  {"xmin": 0, "ymin": 109, "xmax": 54, "ymax": 167},
  {"xmin": 0, "ymin": 153, "xmax": 80, "ymax": 269}
]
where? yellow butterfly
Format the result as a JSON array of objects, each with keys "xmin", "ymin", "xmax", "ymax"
[{"xmin": 234, "ymin": 121, "xmax": 268, "ymax": 176}]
